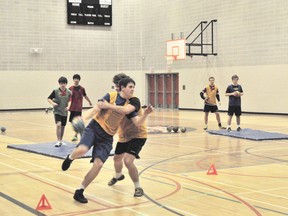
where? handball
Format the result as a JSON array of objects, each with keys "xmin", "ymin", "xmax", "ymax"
[{"xmin": 72, "ymin": 116, "xmax": 85, "ymax": 135}]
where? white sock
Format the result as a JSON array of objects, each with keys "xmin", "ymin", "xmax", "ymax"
[
  {"xmin": 237, "ymin": 125, "xmax": 241, "ymax": 127},
  {"xmin": 115, "ymin": 172, "xmax": 122, "ymax": 179},
  {"xmin": 69, "ymin": 154, "xmax": 74, "ymax": 160},
  {"xmin": 227, "ymin": 125, "xmax": 231, "ymax": 128},
  {"xmin": 79, "ymin": 184, "xmax": 85, "ymax": 190},
  {"xmin": 134, "ymin": 181, "xmax": 141, "ymax": 189}
]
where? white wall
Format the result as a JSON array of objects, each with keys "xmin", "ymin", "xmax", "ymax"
[
  {"xmin": 0, "ymin": 70, "xmax": 145, "ymax": 110},
  {"xmin": 1, "ymin": 0, "xmax": 288, "ymax": 114},
  {"xmin": 177, "ymin": 64, "xmax": 288, "ymax": 114}
]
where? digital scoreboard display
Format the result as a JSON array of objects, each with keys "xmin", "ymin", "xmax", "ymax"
[{"xmin": 67, "ymin": 0, "xmax": 112, "ymax": 26}]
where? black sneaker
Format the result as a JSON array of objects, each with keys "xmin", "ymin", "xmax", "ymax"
[
  {"xmin": 227, "ymin": 127, "xmax": 231, "ymax": 132},
  {"xmin": 108, "ymin": 174, "xmax": 125, "ymax": 186},
  {"xmin": 134, "ymin": 187, "xmax": 144, "ymax": 197},
  {"xmin": 237, "ymin": 127, "xmax": 242, "ymax": 131},
  {"xmin": 73, "ymin": 189, "xmax": 88, "ymax": 203},
  {"xmin": 62, "ymin": 155, "xmax": 73, "ymax": 171}
]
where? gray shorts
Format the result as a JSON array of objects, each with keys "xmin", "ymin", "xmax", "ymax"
[{"xmin": 77, "ymin": 119, "xmax": 113, "ymax": 163}]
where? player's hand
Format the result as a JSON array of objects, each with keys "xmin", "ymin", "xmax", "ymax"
[
  {"xmin": 233, "ymin": 91, "xmax": 240, "ymax": 97},
  {"xmin": 53, "ymin": 103, "xmax": 58, "ymax": 107},
  {"xmin": 143, "ymin": 104, "xmax": 154, "ymax": 115},
  {"xmin": 89, "ymin": 102, "xmax": 93, "ymax": 106},
  {"xmin": 97, "ymin": 99, "xmax": 110, "ymax": 109}
]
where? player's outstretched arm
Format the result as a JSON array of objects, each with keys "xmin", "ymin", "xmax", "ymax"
[
  {"xmin": 97, "ymin": 99, "xmax": 136, "ymax": 114},
  {"xmin": 130, "ymin": 105, "xmax": 154, "ymax": 127},
  {"xmin": 82, "ymin": 105, "xmax": 101, "ymax": 120}
]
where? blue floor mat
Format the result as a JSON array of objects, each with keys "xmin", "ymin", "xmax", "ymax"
[
  {"xmin": 207, "ymin": 128, "xmax": 288, "ymax": 141},
  {"xmin": 7, "ymin": 142, "xmax": 92, "ymax": 159}
]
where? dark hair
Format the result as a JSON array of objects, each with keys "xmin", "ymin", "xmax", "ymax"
[
  {"xmin": 232, "ymin": 75, "xmax": 239, "ymax": 80},
  {"xmin": 73, "ymin": 74, "xmax": 81, "ymax": 80},
  {"xmin": 58, "ymin": 76, "xmax": 68, "ymax": 84},
  {"xmin": 209, "ymin": 76, "xmax": 215, "ymax": 80},
  {"xmin": 113, "ymin": 73, "xmax": 129, "ymax": 85},
  {"xmin": 119, "ymin": 77, "xmax": 135, "ymax": 90}
]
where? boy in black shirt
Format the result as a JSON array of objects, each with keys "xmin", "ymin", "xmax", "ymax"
[{"xmin": 225, "ymin": 75, "xmax": 244, "ymax": 131}]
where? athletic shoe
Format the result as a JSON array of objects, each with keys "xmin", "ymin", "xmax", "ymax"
[
  {"xmin": 62, "ymin": 154, "xmax": 73, "ymax": 171},
  {"xmin": 237, "ymin": 127, "xmax": 242, "ymax": 131},
  {"xmin": 218, "ymin": 124, "xmax": 226, "ymax": 129},
  {"xmin": 226, "ymin": 127, "xmax": 231, "ymax": 132},
  {"xmin": 71, "ymin": 136, "xmax": 78, "ymax": 142},
  {"xmin": 61, "ymin": 141, "xmax": 66, "ymax": 145},
  {"xmin": 108, "ymin": 174, "xmax": 125, "ymax": 186},
  {"xmin": 55, "ymin": 141, "xmax": 62, "ymax": 147},
  {"xmin": 203, "ymin": 126, "xmax": 208, "ymax": 130},
  {"xmin": 73, "ymin": 189, "xmax": 88, "ymax": 203},
  {"xmin": 134, "ymin": 187, "xmax": 144, "ymax": 197}
]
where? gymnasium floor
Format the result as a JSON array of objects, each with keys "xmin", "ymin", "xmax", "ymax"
[{"xmin": 0, "ymin": 109, "xmax": 288, "ymax": 216}]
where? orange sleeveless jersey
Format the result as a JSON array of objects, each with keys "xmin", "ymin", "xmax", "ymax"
[
  {"xmin": 94, "ymin": 92, "xmax": 129, "ymax": 136},
  {"xmin": 117, "ymin": 106, "xmax": 147, "ymax": 143},
  {"xmin": 205, "ymin": 85, "xmax": 218, "ymax": 105}
]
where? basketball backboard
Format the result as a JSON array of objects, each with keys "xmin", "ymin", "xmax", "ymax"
[{"xmin": 166, "ymin": 39, "xmax": 186, "ymax": 60}]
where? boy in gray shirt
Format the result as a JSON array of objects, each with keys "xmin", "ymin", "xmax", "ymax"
[{"xmin": 48, "ymin": 77, "xmax": 72, "ymax": 147}]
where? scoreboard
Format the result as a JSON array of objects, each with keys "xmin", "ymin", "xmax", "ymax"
[{"xmin": 67, "ymin": 0, "xmax": 112, "ymax": 26}]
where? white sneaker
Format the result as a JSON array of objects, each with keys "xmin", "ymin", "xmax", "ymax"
[
  {"xmin": 61, "ymin": 141, "xmax": 66, "ymax": 145},
  {"xmin": 55, "ymin": 141, "xmax": 62, "ymax": 147}
]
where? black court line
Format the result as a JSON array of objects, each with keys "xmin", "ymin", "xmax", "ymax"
[
  {"xmin": 143, "ymin": 176, "xmax": 288, "ymax": 215},
  {"xmin": 140, "ymin": 151, "xmax": 204, "ymax": 216},
  {"xmin": 245, "ymin": 146, "xmax": 288, "ymax": 163},
  {"xmin": 140, "ymin": 151, "xmax": 288, "ymax": 216},
  {"xmin": 0, "ymin": 192, "xmax": 46, "ymax": 216}
]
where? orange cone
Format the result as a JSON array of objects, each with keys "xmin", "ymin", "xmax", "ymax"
[
  {"xmin": 36, "ymin": 194, "xmax": 52, "ymax": 210},
  {"xmin": 207, "ymin": 164, "xmax": 218, "ymax": 175}
]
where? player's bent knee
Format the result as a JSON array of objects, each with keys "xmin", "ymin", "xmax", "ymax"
[
  {"xmin": 76, "ymin": 145, "xmax": 89, "ymax": 156},
  {"xmin": 124, "ymin": 157, "xmax": 135, "ymax": 168},
  {"xmin": 93, "ymin": 158, "xmax": 104, "ymax": 168}
]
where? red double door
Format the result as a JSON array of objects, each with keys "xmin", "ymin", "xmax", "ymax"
[{"xmin": 147, "ymin": 73, "xmax": 179, "ymax": 108}]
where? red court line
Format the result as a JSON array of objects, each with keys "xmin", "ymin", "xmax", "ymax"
[
  {"xmin": 185, "ymin": 177, "xmax": 262, "ymax": 216},
  {"xmin": 152, "ymin": 170, "xmax": 262, "ymax": 216},
  {"xmin": 52, "ymin": 175, "xmax": 182, "ymax": 216},
  {"xmin": 20, "ymin": 173, "xmax": 112, "ymax": 208},
  {"xmin": 20, "ymin": 172, "xmax": 181, "ymax": 216}
]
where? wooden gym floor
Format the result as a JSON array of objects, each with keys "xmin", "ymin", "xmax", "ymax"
[{"xmin": 0, "ymin": 109, "xmax": 287, "ymax": 216}]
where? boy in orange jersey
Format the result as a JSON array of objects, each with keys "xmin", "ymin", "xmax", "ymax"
[
  {"xmin": 98, "ymin": 75, "xmax": 153, "ymax": 197},
  {"xmin": 200, "ymin": 77, "xmax": 225, "ymax": 130}
]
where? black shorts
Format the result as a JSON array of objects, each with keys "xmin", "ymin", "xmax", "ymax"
[
  {"xmin": 54, "ymin": 114, "xmax": 68, "ymax": 126},
  {"xmin": 115, "ymin": 138, "xmax": 147, "ymax": 159},
  {"xmin": 69, "ymin": 111, "xmax": 82, "ymax": 122},
  {"xmin": 228, "ymin": 106, "xmax": 242, "ymax": 116},
  {"xmin": 204, "ymin": 104, "xmax": 218, "ymax": 113}
]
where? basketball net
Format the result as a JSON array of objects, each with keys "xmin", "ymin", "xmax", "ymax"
[{"xmin": 166, "ymin": 55, "xmax": 177, "ymax": 65}]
